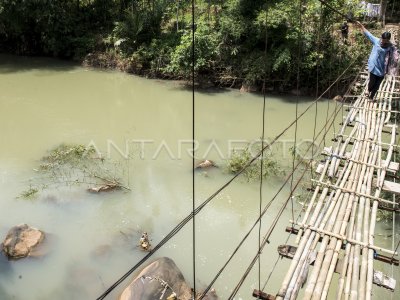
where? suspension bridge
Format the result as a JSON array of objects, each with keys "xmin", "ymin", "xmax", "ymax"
[
  {"xmin": 253, "ymin": 26, "xmax": 400, "ymax": 300},
  {"xmin": 97, "ymin": 38, "xmax": 399, "ymax": 300},
  {"xmin": 256, "ymin": 65, "xmax": 400, "ymax": 300},
  {"xmin": 95, "ymin": 11, "xmax": 400, "ymax": 300}
]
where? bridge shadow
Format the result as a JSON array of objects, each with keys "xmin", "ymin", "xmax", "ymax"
[{"xmin": 0, "ymin": 53, "xmax": 79, "ymax": 74}]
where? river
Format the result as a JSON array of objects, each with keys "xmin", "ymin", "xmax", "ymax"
[{"xmin": 0, "ymin": 54, "xmax": 398, "ymax": 300}]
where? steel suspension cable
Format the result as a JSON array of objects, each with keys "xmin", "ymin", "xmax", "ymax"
[
  {"xmin": 227, "ymin": 164, "xmax": 312, "ymax": 300},
  {"xmin": 227, "ymin": 100, "xmax": 344, "ymax": 300},
  {"xmin": 96, "ymin": 54, "xmax": 361, "ymax": 300},
  {"xmin": 391, "ymin": 101, "xmax": 399, "ymax": 295},
  {"xmin": 198, "ymin": 85, "xmax": 344, "ymax": 299},
  {"xmin": 191, "ymin": 0, "xmax": 196, "ymax": 296},
  {"xmin": 258, "ymin": 3, "xmax": 268, "ymax": 295},
  {"xmin": 290, "ymin": 0, "xmax": 302, "ymax": 229},
  {"xmin": 226, "ymin": 58, "xmax": 363, "ymax": 300},
  {"xmin": 311, "ymin": 1, "xmax": 323, "ymax": 182},
  {"xmin": 324, "ymin": 24, "xmax": 334, "ymax": 148},
  {"xmin": 261, "ymin": 187, "xmax": 314, "ymax": 292},
  {"xmin": 391, "ymin": 111, "xmax": 400, "ymax": 263},
  {"xmin": 212, "ymin": 3, "xmax": 365, "ymax": 298},
  {"xmin": 264, "ymin": 2, "xmax": 323, "ymax": 291}
]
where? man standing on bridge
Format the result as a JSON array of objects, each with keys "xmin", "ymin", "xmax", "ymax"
[{"xmin": 356, "ymin": 21, "xmax": 399, "ymax": 101}]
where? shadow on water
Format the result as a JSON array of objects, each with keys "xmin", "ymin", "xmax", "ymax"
[
  {"xmin": 0, "ymin": 53, "xmax": 337, "ymax": 105},
  {"xmin": 0, "ymin": 252, "xmax": 12, "ymax": 274},
  {"xmin": 0, "ymin": 53, "xmax": 79, "ymax": 74},
  {"xmin": 0, "ymin": 253, "xmax": 13, "ymax": 299},
  {"xmin": 167, "ymin": 80, "xmax": 333, "ymax": 102},
  {"xmin": 166, "ymin": 81, "xmax": 232, "ymax": 95},
  {"xmin": 270, "ymin": 94, "xmax": 332, "ymax": 104},
  {"xmin": 0, "ymin": 284, "xmax": 12, "ymax": 300}
]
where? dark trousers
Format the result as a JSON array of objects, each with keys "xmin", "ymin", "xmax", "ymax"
[{"xmin": 368, "ymin": 72, "xmax": 384, "ymax": 100}]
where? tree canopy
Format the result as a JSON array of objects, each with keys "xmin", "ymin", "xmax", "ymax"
[{"xmin": 0, "ymin": 0, "xmax": 393, "ymax": 94}]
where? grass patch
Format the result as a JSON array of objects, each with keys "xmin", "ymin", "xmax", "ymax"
[
  {"xmin": 19, "ymin": 143, "xmax": 130, "ymax": 199},
  {"xmin": 226, "ymin": 145, "xmax": 283, "ymax": 181}
]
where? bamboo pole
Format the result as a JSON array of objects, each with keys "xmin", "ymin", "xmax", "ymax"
[
  {"xmin": 303, "ymin": 100, "xmax": 366, "ymax": 299},
  {"xmin": 359, "ymin": 109, "xmax": 378, "ymax": 298},
  {"xmin": 333, "ymin": 134, "xmax": 400, "ymax": 149},
  {"xmin": 343, "ymin": 104, "xmax": 400, "ymax": 114},
  {"xmin": 356, "ymin": 88, "xmax": 389, "ymax": 299},
  {"xmin": 344, "ymin": 235, "xmax": 356, "ymax": 300},
  {"xmin": 277, "ymin": 69, "xmax": 399, "ymax": 300},
  {"xmin": 284, "ymin": 191, "xmax": 339, "ymax": 299},
  {"xmin": 320, "ymin": 163, "xmax": 367, "ymax": 299},
  {"xmin": 336, "ymin": 180, "xmax": 360, "ymax": 299},
  {"xmin": 303, "ymin": 119, "xmax": 368, "ymax": 299},
  {"xmin": 339, "ymin": 96, "xmax": 371, "ymax": 300},
  {"xmin": 349, "ymin": 91, "xmax": 366, "ymax": 123},
  {"xmin": 360, "ymin": 77, "xmax": 391, "ymax": 299},
  {"xmin": 287, "ymin": 235, "xmax": 316, "ymax": 300},
  {"xmin": 366, "ymin": 106, "xmax": 396, "ymax": 300},
  {"xmin": 295, "ymin": 161, "xmax": 331, "ymax": 244},
  {"xmin": 284, "ymin": 139, "xmax": 358, "ymax": 299},
  {"xmin": 348, "ymin": 102, "xmax": 369, "ymax": 300},
  {"xmin": 294, "ymin": 122, "xmax": 356, "ymax": 245},
  {"xmin": 384, "ymin": 76, "xmax": 396, "ymax": 124},
  {"xmin": 332, "ymin": 75, "xmax": 392, "ymax": 299},
  {"xmin": 359, "ymin": 90, "xmax": 383, "ymax": 299},
  {"xmin": 362, "ymin": 83, "xmax": 388, "ymax": 298},
  {"xmin": 310, "ymin": 140, "xmax": 366, "ymax": 300},
  {"xmin": 280, "ymin": 126, "xmax": 361, "ymax": 298},
  {"xmin": 276, "ymin": 187, "xmax": 331, "ymax": 299},
  {"xmin": 312, "ymin": 192, "xmax": 351, "ymax": 300},
  {"xmin": 329, "ymin": 125, "xmax": 361, "ymax": 178},
  {"xmin": 310, "ymin": 179, "xmax": 397, "ymax": 206}
]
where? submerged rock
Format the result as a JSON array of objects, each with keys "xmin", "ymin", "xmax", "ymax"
[
  {"xmin": 2, "ymin": 224, "xmax": 45, "ymax": 260},
  {"xmin": 91, "ymin": 244, "xmax": 113, "ymax": 259},
  {"xmin": 119, "ymin": 257, "xmax": 192, "ymax": 300}
]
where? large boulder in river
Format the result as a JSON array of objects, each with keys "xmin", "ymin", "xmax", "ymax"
[
  {"xmin": 119, "ymin": 257, "xmax": 192, "ymax": 300},
  {"xmin": 2, "ymin": 224, "xmax": 45, "ymax": 260}
]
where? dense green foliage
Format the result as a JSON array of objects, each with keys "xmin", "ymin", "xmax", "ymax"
[{"xmin": 0, "ymin": 0, "xmax": 392, "ymax": 93}]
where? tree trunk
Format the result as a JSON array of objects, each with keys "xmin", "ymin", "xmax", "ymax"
[{"xmin": 379, "ymin": 0, "xmax": 388, "ymax": 25}]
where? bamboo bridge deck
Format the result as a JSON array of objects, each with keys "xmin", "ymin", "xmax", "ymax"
[{"xmin": 255, "ymin": 29, "xmax": 400, "ymax": 300}]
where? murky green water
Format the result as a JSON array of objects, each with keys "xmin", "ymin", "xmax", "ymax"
[{"xmin": 0, "ymin": 54, "xmax": 398, "ymax": 300}]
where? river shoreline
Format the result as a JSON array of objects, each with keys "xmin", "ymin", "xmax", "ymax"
[
  {"xmin": 81, "ymin": 51, "xmax": 337, "ymax": 97},
  {"xmin": 0, "ymin": 50, "xmax": 348, "ymax": 98}
]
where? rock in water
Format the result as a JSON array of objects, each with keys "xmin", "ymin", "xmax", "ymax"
[
  {"xmin": 2, "ymin": 224, "xmax": 45, "ymax": 260},
  {"xmin": 333, "ymin": 95, "xmax": 343, "ymax": 102},
  {"xmin": 139, "ymin": 232, "xmax": 151, "ymax": 251},
  {"xmin": 195, "ymin": 160, "xmax": 217, "ymax": 169},
  {"xmin": 119, "ymin": 257, "xmax": 192, "ymax": 300}
]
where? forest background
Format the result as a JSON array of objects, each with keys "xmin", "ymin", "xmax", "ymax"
[{"xmin": 0, "ymin": 0, "xmax": 399, "ymax": 95}]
